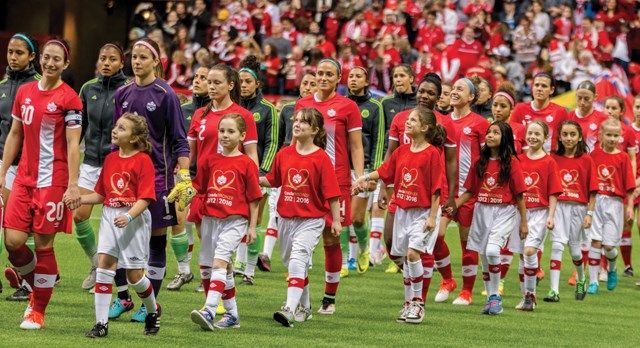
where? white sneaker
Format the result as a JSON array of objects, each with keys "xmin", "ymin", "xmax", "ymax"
[
  {"xmin": 396, "ymin": 302, "xmax": 409, "ymax": 323},
  {"xmin": 515, "ymin": 297, "xmax": 526, "ymax": 310},
  {"xmin": 598, "ymin": 269, "xmax": 608, "ymax": 282},
  {"xmin": 434, "ymin": 289, "xmax": 451, "ymax": 303},
  {"xmin": 405, "ymin": 301, "xmax": 425, "ymax": 324},
  {"xmin": 294, "ymin": 305, "xmax": 313, "ymax": 322}
]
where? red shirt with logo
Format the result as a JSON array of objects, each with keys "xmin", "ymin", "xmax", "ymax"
[
  {"xmin": 551, "ymin": 153, "xmax": 598, "ymax": 204},
  {"xmin": 520, "ymin": 154, "xmax": 563, "ymax": 208},
  {"xmin": 590, "ymin": 147, "xmax": 636, "ymax": 198},
  {"xmin": 95, "ymin": 152, "xmax": 156, "ymax": 208},
  {"xmin": 568, "ymin": 109, "xmax": 608, "ymax": 152},
  {"xmin": 510, "ymin": 101, "xmax": 569, "ymax": 152},
  {"xmin": 463, "ymin": 157, "xmax": 527, "ymax": 205},
  {"xmin": 450, "ymin": 111, "xmax": 489, "ymax": 196}
]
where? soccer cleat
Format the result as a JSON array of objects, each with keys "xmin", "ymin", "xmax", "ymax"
[
  {"xmin": 82, "ymin": 265, "xmax": 97, "ymax": 290},
  {"xmin": 317, "ymin": 297, "xmax": 335, "ymax": 315},
  {"xmin": 607, "ymin": 271, "xmax": 618, "ymax": 291},
  {"xmin": 543, "ymin": 290, "xmax": 560, "ymax": 302},
  {"xmin": 567, "ymin": 270, "xmax": 577, "ymax": 286},
  {"xmin": 340, "ymin": 267, "xmax": 349, "ymax": 278},
  {"xmin": 347, "ymin": 257, "xmax": 357, "ymax": 271},
  {"xmin": 396, "ymin": 302, "xmax": 410, "ymax": 323},
  {"xmin": 144, "ymin": 304, "xmax": 161, "ymax": 335},
  {"xmin": 515, "ymin": 298, "xmax": 525, "ymax": 310},
  {"xmin": 405, "ymin": 299, "xmax": 425, "ymax": 324},
  {"xmin": 108, "ymin": 298, "xmax": 134, "ymax": 319},
  {"xmin": 166, "ymin": 272, "xmax": 194, "ymax": 291},
  {"xmin": 86, "ymin": 323, "xmax": 109, "ymax": 338},
  {"xmin": 20, "ymin": 311, "xmax": 45, "ymax": 330},
  {"xmin": 498, "ymin": 279, "xmax": 505, "ymax": 296},
  {"xmin": 216, "ymin": 301, "xmax": 226, "ymax": 315},
  {"xmin": 598, "ymin": 269, "xmax": 608, "ymax": 282},
  {"xmin": 195, "ymin": 283, "xmax": 205, "ymax": 293},
  {"xmin": 452, "ymin": 290, "xmax": 472, "ymax": 305},
  {"xmin": 488, "ymin": 295, "xmax": 503, "ymax": 315},
  {"xmin": 214, "ymin": 313, "xmax": 240, "ymax": 329},
  {"xmin": 294, "ymin": 305, "xmax": 313, "ymax": 322},
  {"xmin": 481, "ymin": 298, "xmax": 491, "ymax": 315},
  {"xmin": 190, "ymin": 308, "xmax": 215, "ymax": 331},
  {"xmin": 23, "ymin": 294, "xmax": 33, "ymax": 319},
  {"xmin": 233, "ymin": 261, "xmax": 246, "ymax": 277},
  {"xmin": 623, "ymin": 267, "xmax": 634, "ymax": 277},
  {"xmin": 4, "ymin": 266, "xmax": 22, "ymax": 289},
  {"xmin": 586, "ymin": 282, "xmax": 599, "ymax": 295},
  {"xmin": 385, "ymin": 262, "xmax": 401, "ymax": 273},
  {"xmin": 257, "ymin": 253, "xmax": 272, "ymax": 272},
  {"xmin": 6, "ymin": 285, "xmax": 31, "ymax": 301},
  {"xmin": 131, "ymin": 304, "xmax": 147, "ymax": 322},
  {"xmin": 357, "ymin": 251, "xmax": 370, "ymax": 274},
  {"xmin": 434, "ymin": 278, "xmax": 457, "ymax": 303},
  {"xmin": 274, "ymin": 307, "xmax": 295, "ymax": 327},
  {"xmin": 518, "ymin": 293, "xmax": 536, "ymax": 311},
  {"xmin": 240, "ymin": 274, "xmax": 254, "ymax": 285},
  {"xmin": 575, "ymin": 279, "xmax": 587, "ymax": 300}
]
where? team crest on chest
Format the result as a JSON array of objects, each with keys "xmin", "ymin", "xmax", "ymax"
[
  {"xmin": 122, "ymin": 101, "xmax": 128, "ymax": 109},
  {"xmin": 400, "ymin": 168, "xmax": 419, "ymax": 188},
  {"xmin": 463, "ymin": 127, "xmax": 472, "ymax": 135},
  {"xmin": 560, "ymin": 169, "xmax": 579, "ymax": 187},
  {"xmin": 328, "ymin": 109, "xmax": 336, "ymax": 117},
  {"xmin": 285, "ymin": 168, "xmax": 310, "ymax": 190},
  {"xmin": 253, "ymin": 112, "xmax": 261, "ymax": 122},
  {"xmin": 545, "ymin": 115, "xmax": 554, "ymax": 123},
  {"xmin": 47, "ymin": 102, "xmax": 57, "ymax": 112},
  {"xmin": 146, "ymin": 101, "xmax": 157, "ymax": 112},
  {"xmin": 589, "ymin": 123, "xmax": 597, "ymax": 130},
  {"xmin": 361, "ymin": 109, "xmax": 369, "ymax": 118}
]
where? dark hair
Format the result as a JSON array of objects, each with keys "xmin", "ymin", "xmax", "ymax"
[
  {"xmin": 265, "ymin": 43, "xmax": 279, "ymax": 59},
  {"xmin": 44, "ymin": 37, "xmax": 71, "ymax": 62},
  {"xmin": 100, "ymin": 42, "xmax": 125, "ymax": 63},
  {"xmin": 296, "ymin": 108, "xmax": 327, "ymax": 149},
  {"xmin": 239, "ymin": 54, "xmax": 263, "ymax": 86},
  {"xmin": 10, "ymin": 33, "xmax": 41, "ymax": 74},
  {"xmin": 412, "ymin": 106, "xmax": 446, "ymax": 146},
  {"xmin": 533, "ymin": 72, "xmax": 556, "ymax": 89},
  {"xmin": 200, "ymin": 64, "xmax": 241, "ymax": 118},
  {"xmin": 467, "ymin": 75, "xmax": 483, "ymax": 105},
  {"xmin": 120, "ymin": 113, "xmax": 152, "ymax": 153},
  {"xmin": 419, "ymin": 72, "xmax": 442, "ymax": 99},
  {"xmin": 391, "ymin": 64, "xmax": 415, "ymax": 92},
  {"xmin": 479, "ymin": 78, "xmax": 493, "ymax": 95},
  {"xmin": 476, "ymin": 121, "xmax": 516, "ymax": 185},
  {"xmin": 219, "ymin": 113, "xmax": 247, "ymax": 134},
  {"xmin": 134, "ymin": 38, "xmax": 164, "ymax": 79},
  {"xmin": 556, "ymin": 120, "xmax": 588, "ymax": 157},
  {"xmin": 604, "ymin": 95, "xmax": 626, "ymax": 115}
]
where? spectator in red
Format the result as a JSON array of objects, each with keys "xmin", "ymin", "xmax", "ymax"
[
  {"xmin": 342, "ymin": 10, "xmax": 374, "ymax": 59},
  {"xmin": 378, "ymin": 8, "xmax": 408, "ymax": 40},
  {"xmin": 553, "ymin": 4, "xmax": 574, "ymax": 47},
  {"xmin": 413, "ymin": 9, "xmax": 445, "ymax": 51},
  {"xmin": 487, "ymin": 23, "xmax": 508, "ymax": 53},
  {"xmin": 463, "ymin": 0, "xmax": 492, "ymax": 17},
  {"xmin": 324, "ymin": 6, "xmax": 347, "ymax": 45},
  {"xmin": 282, "ymin": 46, "xmax": 306, "ymax": 95},
  {"xmin": 370, "ymin": 34, "xmax": 402, "ymax": 69},
  {"xmin": 413, "ymin": 45, "xmax": 441, "ymax": 82},
  {"xmin": 364, "ymin": 0, "xmax": 385, "ymax": 32},
  {"xmin": 229, "ymin": 0, "xmax": 255, "ymax": 39},
  {"xmin": 468, "ymin": 9, "xmax": 492, "ymax": 43},
  {"xmin": 466, "ymin": 56, "xmax": 497, "ymax": 91},
  {"xmin": 315, "ymin": 30, "xmax": 337, "ymax": 59},
  {"xmin": 574, "ymin": 16, "xmax": 613, "ymax": 59},
  {"xmin": 597, "ymin": 0, "xmax": 629, "ymax": 44},
  {"xmin": 449, "ymin": 26, "xmax": 483, "ymax": 76},
  {"xmin": 282, "ymin": 17, "xmax": 303, "ymax": 48},
  {"xmin": 263, "ymin": 43, "xmax": 281, "ymax": 94},
  {"xmin": 337, "ymin": 44, "xmax": 364, "ymax": 86},
  {"xmin": 370, "ymin": 57, "xmax": 392, "ymax": 94}
]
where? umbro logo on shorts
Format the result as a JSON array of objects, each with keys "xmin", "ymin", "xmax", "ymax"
[
  {"xmin": 148, "ymin": 270, "xmax": 157, "ymax": 276},
  {"xmin": 129, "ymin": 256, "xmax": 143, "ymax": 262},
  {"xmin": 164, "ymin": 215, "xmax": 175, "ymax": 220}
]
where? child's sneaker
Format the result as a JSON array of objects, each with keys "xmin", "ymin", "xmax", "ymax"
[
  {"xmin": 396, "ymin": 302, "xmax": 409, "ymax": 323},
  {"xmin": 190, "ymin": 308, "xmax": 215, "ymax": 331},
  {"xmin": 586, "ymin": 282, "xmax": 599, "ymax": 295},
  {"xmin": 543, "ymin": 290, "xmax": 560, "ymax": 302},
  {"xmin": 20, "ymin": 311, "xmax": 45, "ymax": 330},
  {"xmin": 108, "ymin": 298, "xmax": 134, "ymax": 319},
  {"xmin": 607, "ymin": 270, "xmax": 618, "ymax": 290},
  {"xmin": 434, "ymin": 278, "xmax": 457, "ymax": 303},
  {"xmin": 143, "ymin": 304, "xmax": 161, "ymax": 335},
  {"xmin": 519, "ymin": 292, "xmax": 536, "ymax": 311},
  {"xmin": 86, "ymin": 323, "xmax": 108, "ymax": 338},
  {"xmin": 405, "ymin": 299, "xmax": 425, "ymax": 324},
  {"xmin": 452, "ymin": 290, "xmax": 472, "ymax": 305},
  {"xmin": 294, "ymin": 305, "xmax": 313, "ymax": 322},
  {"xmin": 274, "ymin": 307, "xmax": 295, "ymax": 327},
  {"xmin": 214, "ymin": 313, "xmax": 240, "ymax": 329},
  {"xmin": 575, "ymin": 279, "xmax": 587, "ymax": 300},
  {"xmin": 488, "ymin": 295, "xmax": 503, "ymax": 315},
  {"xmin": 131, "ymin": 304, "xmax": 147, "ymax": 322}
]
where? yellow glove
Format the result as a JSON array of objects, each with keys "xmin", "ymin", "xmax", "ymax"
[
  {"xmin": 177, "ymin": 184, "xmax": 196, "ymax": 212},
  {"xmin": 168, "ymin": 169, "xmax": 196, "ymax": 211}
]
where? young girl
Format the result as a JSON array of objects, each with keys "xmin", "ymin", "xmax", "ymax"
[
  {"xmin": 190, "ymin": 114, "xmax": 262, "ymax": 330},
  {"xmin": 587, "ymin": 118, "xmax": 636, "ymax": 294},
  {"xmin": 83, "ymin": 113, "xmax": 159, "ymax": 338},
  {"xmin": 453, "ymin": 121, "xmax": 527, "ymax": 315},
  {"xmin": 549, "ymin": 121, "xmax": 598, "ymax": 301},
  {"xmin": 508, "ymin": 121, "xmax": 562, "ymax": 311},
  {"xmin": 354, "ymin": 106, "xmax": 445, "ymax": 324},
  {"xmin": 260, "ymin": 108, "xmax": 341, "ymax": 327}
]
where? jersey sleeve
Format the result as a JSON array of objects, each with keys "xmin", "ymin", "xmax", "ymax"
[
  {"xmin": 389, "ymin": 113, "xmax": 401, "ymax": 142},
  {"xmin": 94, "ymin": 157, "xmax": 107, "ymax": 198},
  {"xmin": 377, "ymin": 149, "xmax": 398, "ymax": 187},
  {"xmin": 64, "ymin": 93, "xmax": 83, "ymax": 129},
  {"xmin": 166, "ymin": 93, "xmax": 190, "ymax": 159},
  {"xmin": 440, "ymin": 115, "xmax": 457, "ymax": 148},
  {"xmin": 547, "ymin": 158, "xmax": 564, "ymax": 196},
  {"xmin": 259, "ymin": 102, "xmax": 279, "ymax": 175},
  {"xmin": 242, "ymin": 109, "xmax": 259, "ymax": 145},
  {"xmin": 346, "ymin": 102, "xmax": 363, "ymax": 132},
  {"xmin": 371, "ymin": 100, "xmax": 385, "ymax": 169},
  {"xmin": 188, "ymin": 108, "xmax": 204, "ymax": 141},
  {"xmin": 320, "ymin": 154, "xmax": 342, "ymax": 201},
  {"xmin": 587, "ymin": 155, "xmax": 599, "ymax": 193},
  {"xmin": 476, "ymin": 117, "xmax": 489, "ymax": 146},
  {"xmin": 625, "ymin": 127, "xmax": 637, "ymax": 152},
  {"xmin": 137, "ymin": 154, "xmax": 158, "ymax": 202},
  {"xmin": 264, "ymin": 151, "xmax": 282, "ymax": 188},
  {"xmin": 510, "ymin": 104, "xmax": 524, "ymax": 126},
  {"xmin": 509, "ymin": 158, "xmax": 528, "ymax": 196},
  {"xmin": 244, "ymin": 158, "xmax": 264, "ymax": 203},
  {"xmin": 429, "ymin": 147, "xmax": 443, "ymax": 196}
]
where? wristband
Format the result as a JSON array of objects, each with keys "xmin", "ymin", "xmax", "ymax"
[
  {"xmin": 586, "ymin": 211, "xmax": 594, "ymax": 217},
  {"xmin": 125, "ymin": 213, "xmax": 133, "ymax": 222},
  {"xmin": 364, "ymin": 173, "xmax": 371, "ymax": 181}
]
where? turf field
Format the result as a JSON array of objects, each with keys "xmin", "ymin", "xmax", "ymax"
[{"xmin": 1, "ymin": 206, "xmax": 640, "ymax": 348}]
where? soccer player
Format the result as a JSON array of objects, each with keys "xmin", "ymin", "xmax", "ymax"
[
  {"xmin": 567, "ymin": 81, "xmax": 608, "ymax": 151},
  {"xmin": 1, "ymin": 38, "xmax": 83, "ymax": 329},
  {"xmin": 294, "ymin": 58, "xmax": 364, "ymax": 314},
  {"xmin": 381, "ymin": 64, "xmax": 417, "ymax": 134},
  {"xmin": 0, "ymin": 33, "xmax": 41, "ymax": 302}
]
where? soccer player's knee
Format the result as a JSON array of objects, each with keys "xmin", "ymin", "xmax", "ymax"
[
  {"xmin": 551, "ymin": 241, "xmax": 564, "ymax": 253},
  {"xmin": 126, "ymin": 269, "xmax": 144, "ymax": 284},
  {"xmin": 352, "ymin": 218, "xmax": 365, "ymax": 228},
  {"xmin": 523, "ymin": 247, "xmax": 537, "ymax": 257},
  {"xmin": 73, "ymin": 211, "xmax": 90, "ymax": 223},
  {"xmin": 485, "ymin": 243, "xmax": 501, "ymax": 258},
  {"xmin": 568, "ymin": 244, "xmax": 582, "ymax": 260}
]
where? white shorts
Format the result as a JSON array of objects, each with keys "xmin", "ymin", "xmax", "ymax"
[
  {"xmin": 97, "ymin": 206, "xmax": 152, "ymax": 269},
  {"xmin": 509, "ymin": 207, "xmax": 548, "ymax": 254},
  {"xmin": 552, "ymin": 201, "xmax": 588, "ymax": 246},
  {"xmin": 367, "ymin": 181, "xmax": 383, "ymax": 211},
  {"xmin": 278, "ymin": 217, "xmax": 324, "ymax": 268},
  {"xmin": 199, "ymin": 215, "xmax": 248, "ymax": 266},
  {"xmin": 79, "ymin": 163, "xmax": 102, "ymax": 191},
  {"xmin": 467, "ymin": 203, "xmax": 516, "ymax": 253},
  {"xmin": 0, "ymin": 160, "xmax": 18, "ymax": 191},
  {"xmin": 269, "ymin": 187, "xmax": 280, "ymax": 219},
  {"xmin": 590, "ymin": 194, "xmax": 624, "ymax": 246},
  {"xmin": 391, "ymin": 207, "xmax": 440, "ymax": 256}
]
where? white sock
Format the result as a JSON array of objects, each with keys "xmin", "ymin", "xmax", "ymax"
[
  {"xmin": 408, "ymin": 259, "xmax": 424, "ymax": 300},
  {"xmin": 236, "ymin": 242, "xmax": 248, "ymax": 264},
  {"xmin": 129, "ymin": 276, "xmax": 157, "ymax": 314},
  {"xmin": 604, "ymin": 248, "xmax": 618, "ymax": 272},
  {"xmin": 223, "ymin": 272, "xmax": 238, "ymax": 317},
  {"xmin": 369, "ymin": 218, "xmax": 384, "ymax": 255},
  {"xmin": 524, "ymin": 254, "xmax": 538, "ymax": 294},
  {"xmin": 480, "ymin": 254, "xmax": 491, "ymax": 296},
  {"xmin": 569, "ymin": 244, "xmax": 585, "ymax": 281},
  {"xmin": 285, "ymin": 258, "xmax": 306, "ymax": 310},
  {"xmin": 263, "ymin": 227, "xmax": 278, "ymax": 259},
  {"xmin": 550, "ymin": 242, "xmax": 564, "ymax": 293},
  {"xmin": 95, "ymin": 268, "xmax": 115, "ymax": 325},
  {"xmin": 486, "ymin": 244, "xmax": 501, "ymax": 297},
  {"xmin": 588, "ymin": 247, "xmax": 602, "ymax": 284},
  {"xmin": 403, "ymin": 263, "xmax": 411, "ymax": 302},
  {"xmin": 348, "ymin": 226, "xmax": 358, "ymax": 261},
  {"xmin": 205, "ymin": 268, "xmax": 226, "ymax": 313},
  {"xmin": 245, "ymin": 253, "xmax": 257, "ymax": 277}
]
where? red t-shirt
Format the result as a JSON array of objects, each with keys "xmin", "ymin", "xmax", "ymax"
[
  {"xmin": 414, "ymin": 25, "xmax": 445, "ymax": 50},
  {"xmin": 512, "ymin": 122, "xmax": 527, "ymax": 153},
  {"xmin": 551, "ymin": 153, "xmax": 598, "ymax": 204},
  {"xmin": 632, "ymin": 123, "xmax": 640, "ymax": 178},
  {"xmin": 568, "ymin": 109, "xmax": 608, "ymax": 152},
  {"xmin": 450, "ymin": 111, "xmax": 489, "ymax": 196},
  {"xmin": 265, "ymin": 146, "xmax": 341, "ymax": 218},
  {"xmin": 590, "ymin": 147, "xmax": 636, "ymax": 198},
  {"xmin": 295, "ymin": 93, "xmax": 362, "ymax": 187},
  {"xmin": 95, "ymin": 152, "xmax": 157, "ymax": 208},
  {"xmin": 200, "ymin": 152, "xmax": 263, "ymax": 219},
  {"xmin": 11, "ymin": 81, "xmax": 82, "ymax": 188},
  {"xmin": 510, "ymin": 101, "xmax": 569, "ymax": 152},
  {"xmin": 377, "ymin": 144, "xmax": 442, "ymax": 209},
  {"xmin": 463, "ymin": 156, "xmax": 527, "ymax": 205},
  {"xmin": 520, "ymin": 154, "xmax": 563, "ymax": 208},
  {"xmin": 450, "ymin": 38, "xmax": 483, "ymax": 75}
]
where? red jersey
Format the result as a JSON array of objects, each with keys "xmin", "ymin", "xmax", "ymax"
[
  {"xmin": 11, "ymin": 81, "xmax": 82, "ymax": 188},
  {"xmin": 378, "ymin": 24, "xmax": 408, "ymax": 40},
  {"xmin": 568, "ymin": 109, "xmax": 608, "ymax": 152},
  {"xmin": 632, "ymin": 123, "xmax": 640, "ymax": 177},
  {"xmin": 450, "ymin": 38, "xmax": 483, "ymax": 75},
  {"xmin": 510, "ymin": 101, "xmax": 569, "ymax": 152},
  {"xmin": 551, "ymin": 153, "xmax": 598, "ymax": 204},
  {"xmin": 377, "ymin": 144, "xmax": 442, "ymax": 209},
  {"xmin": 590, "ymin": 147, "xmax": 636, "ymax": 198},
  {"xmin": 200, "ymin": 153, "xmax": 263, "ymax": 219},
  {"xmin": 295, "ymin": 94, "xmax": 362, "ymax": 187},
  {"xmin": 450, "ymin": 111, "xmax": 489, "ymax": 196},
  {"xmin": 520, "ymin": 154, "xmax": 563, "ymax": 209},
  {"xmin": 265, "ymin": 146, "xmax": 341, "ymax": 219},
  {"xmin": 414, "ymin": 25, "xmax": 445, "ymax": 50},
  {"xmin": 512, "ymin": 122, "xmax": 527, "ymax": 153},
  {"xmin": 338, "ymin": 56, "xmax": 364, "ymax": 85},
  {"xmin": 95, "ymin": 152, "xmax": 156, "ymax": 208},
  {"xmin": 464, "ymin": 157, "xmax": 527, "ymax": 205}
]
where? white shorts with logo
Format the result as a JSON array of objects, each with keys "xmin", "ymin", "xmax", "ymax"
[
  {"xmin": 509, "ymin": 207, "xmax": 548, "ymax": 254},
  {"xmin": 391, "ymin": 207, "xmax": 440, "ymax": 256},
  {"xmin": 97, "ymin": 206, "xmax": 152, "ymax": 269},
  {"xmin": 0, "ymin": 160, "xmax": 18, "ymax": 191},
  {"xmin": 468, "ymin": 203, "xmax": 517, "ymax": 253},
  {"xmin": 79, "ymin": 163, "xmax": 103, "ymax": 191},
  {"xmin": 551, "ymin": 201, "xmax": 588, "ymax": 246},
  {"xmin": 590, "ymin": 194, "xmax": 624, "ymax": 246},
  {"xmin": 278, "ymin": 217, "xmax": 324, "ymax": 268},
  {"xmin": 199, "ymin": 215, "xmax": 248, "ymax": 266}
]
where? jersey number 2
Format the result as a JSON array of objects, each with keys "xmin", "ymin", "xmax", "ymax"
[{"xmin": 46, "ymin": 202, "xmax": 65, "ymax": 222}]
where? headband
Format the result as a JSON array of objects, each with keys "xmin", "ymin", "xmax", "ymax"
[
  {"xmin": 576, "ymin": 81, "xmax": 596, "ymax": 94},
  {"xmin": 239, "ymin": 68, "xmax": 259, "ymax": 81},
  {"xmin": 134, "ymin": 40, "xmax": 159, "ymax": 61},
  {"xmin": 351, "ymin": 66, "xmax": 368, "ymax": 77},
  {"xmin": 12, "ymin": 34, "xmax": 35, "ymax": 53},
  {"xmin": 45, "ymin": 39, "xmax": 69, "ymax": 60},
  {"xmin": 534, "ymin": 72, "xmax": 554, "ymax": 82},
  {"xmin": 102, "ymin": 43, "xmax": 125, "ymax": 61},
  {"xmin": 460, "ymin": 78, "xmax": 475, "ymax": 95},
  {"xmin": 319, "ymin": 58, "xmax": 342, "ymax": 75},
  {"xmin": 494, "ymin": 91, "xmax": 515, "ymax": 107}
]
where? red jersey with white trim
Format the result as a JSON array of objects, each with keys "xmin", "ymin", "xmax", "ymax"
[
  {"xmin": 520, "ymin": 154, "xmax": 563, "ymax": 208},
  {"xmin": 551, "ymin": 153, "xmax": 598, "ymax": 204},
  {"xmin": 463, "ymin": 157, "xmax": 527, "ymax": 205},
  {"xmin": 295, "ymin": 93, "xmax": 362, "ymax": 187},
  {"xmin": 450, "ymin": 111, "xmax": 489, "ymax": 196},
  {"xmin": 265, "ymin": 146, "xmax": 341, "ymax": 218},
  {"xmin": 377, "ymin": 144, "xmax": 442, "ymax": 209},
  {"xmin": 568, "ymin": 109, "xmax": 608, "ymax": 152},
  {"xmin": 512, "ymin": 122, "xmax": 527, "ymax": 153},
  {"xmin": 95, "ymin": 151, "xmax": 156, "ymax": 208},
  {"xmin": 510, "ymin": 101, "xmax": 568, "ymax": 152},
  {"xmin": 449, "ymin": 38, "xmax": 483, "ymax": 74},
  {"xmin": 200, "ymin": 152, "xmax": 263, "ymax": 219},
  {"xmin": 11, "ymin": 81, "xmax": 82, "ymax": 188},
  {"xmin": 632, "ymin": 123, "xmax": 640, "ymax": 177},
  {"xmin": 590, "ymin": 147, "xmax": 636, "ymax": 198}
]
